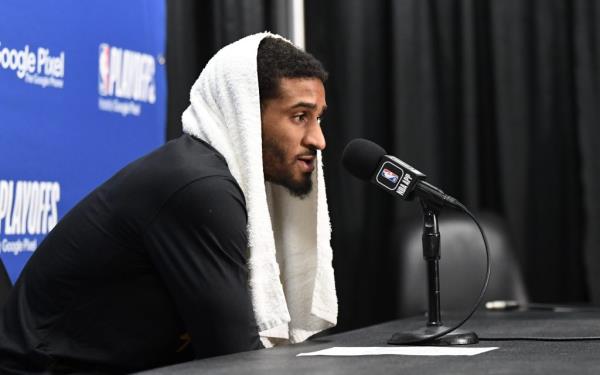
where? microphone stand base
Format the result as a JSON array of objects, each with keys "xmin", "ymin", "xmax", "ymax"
[{"xmin": 388, "ymin": 325, "xmax": 479, "ymax": 345}]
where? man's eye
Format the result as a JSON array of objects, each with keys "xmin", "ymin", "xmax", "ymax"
[{"xmin": 293, "ymin": 114, "xmax": 307, "ymax": 122}]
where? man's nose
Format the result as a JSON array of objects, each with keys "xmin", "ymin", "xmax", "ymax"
[{"xmin": 304, "ymin": 121, "xmax": 326, "ymax": 151}]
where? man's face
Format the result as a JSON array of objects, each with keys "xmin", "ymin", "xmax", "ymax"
[{"xmin": 261, "ymin": 77, "xmax": 327, "ymax": 198}]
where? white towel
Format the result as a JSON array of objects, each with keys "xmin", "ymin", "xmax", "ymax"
[{"xmin": 181, "ymin": 32, "xmax": 337, "ymax": 347}]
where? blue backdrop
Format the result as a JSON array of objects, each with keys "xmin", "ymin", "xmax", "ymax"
[{"xmin": 0, "ymin": 0, "xmax": 167, "ymax": 282}]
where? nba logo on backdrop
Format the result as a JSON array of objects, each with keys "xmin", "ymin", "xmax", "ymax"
[
  {"xmin": 97, "ymin": 43, "xmax": 157, "ymax": 116},
  {"xmin": 98, "ymin": 43, "xmax": 111, "ymax": 96}
]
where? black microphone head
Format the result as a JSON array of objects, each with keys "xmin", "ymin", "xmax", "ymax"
[{"xmin": 342, "ymin": 138, "xmax": 387, "ymax": 181}]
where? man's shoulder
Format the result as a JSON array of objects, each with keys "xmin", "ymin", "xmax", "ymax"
[
  {"xmin": 143, "ymin": 134, "xmax": 233, "ymax": 180},
  {"xmin": 88, "ymin": 135, "xmax": 243, "ymax": 224},
  {"xmin": 114, "ymin": 134, "xmax": 237, "ymax": 193}
]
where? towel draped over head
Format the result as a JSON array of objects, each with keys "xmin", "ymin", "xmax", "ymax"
[{"xmin": 181, "ymin": 32, "xmax": 337, "ymax": 347}]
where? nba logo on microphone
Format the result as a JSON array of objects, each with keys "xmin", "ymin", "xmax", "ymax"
[
  {"xmin": 381, "ymin": 168, "xmax": 399, "ymax": 184},
  {"xmin": 375, "ymin": 161, "xmax": 404, "ymax": 191},
  {"xmin": 98, "ymin": 43, "xmax": 111, "ymax": 96}
]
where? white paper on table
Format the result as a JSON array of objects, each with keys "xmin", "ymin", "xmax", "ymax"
[{"xmin": 297, "ymin": 346, "xmax": 498, "ymax": 357}]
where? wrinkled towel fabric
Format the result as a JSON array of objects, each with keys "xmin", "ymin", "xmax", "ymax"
[{"xmin": 181, "ymin": 32, "xmax": 337, "ymax": 347}]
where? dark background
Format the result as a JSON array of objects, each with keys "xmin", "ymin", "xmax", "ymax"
[{"xmin": 166, "ymin": 0, "xmax": 600, "ymax": 332}]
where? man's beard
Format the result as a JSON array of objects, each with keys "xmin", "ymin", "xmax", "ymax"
[
  {"xmin": 274, "ymin": 172, "xmax": 313, "ymax": 198},
  {"xmin": 262, "ymin": 140, "xmax": 314, "ymax": 198}
]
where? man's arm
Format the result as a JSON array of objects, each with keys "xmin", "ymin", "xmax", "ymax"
[{"xmin": 142, "ymin": 176, "xmax": 262, "ymax": 358}]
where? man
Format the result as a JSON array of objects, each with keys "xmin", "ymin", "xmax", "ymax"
[{"xmin": 0, "ymin": 33, "xmax": 337, "ymax": 373}]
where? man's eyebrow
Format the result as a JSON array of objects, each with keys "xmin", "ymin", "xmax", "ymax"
[
  {"xmin": 290, "ymin": 102, "xmax": 328, "ymax": 114},
  {"xmin": 290, "ymin": 102, "xmax": 318, "ymax": 110}
]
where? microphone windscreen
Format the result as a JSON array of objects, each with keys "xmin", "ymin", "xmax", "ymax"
[{"xmin": 342, "ymin": 138, "xmax": 386, "ymax": 181}]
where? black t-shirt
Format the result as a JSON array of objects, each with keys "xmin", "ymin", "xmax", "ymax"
[{"xmin": 0, "ymin": 135, "xmax": 262, "ymax": 373}]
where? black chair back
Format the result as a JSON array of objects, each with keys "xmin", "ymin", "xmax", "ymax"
[{"xmin": 395, "ymin": 211, "xmax": 528, "ymax": 317}]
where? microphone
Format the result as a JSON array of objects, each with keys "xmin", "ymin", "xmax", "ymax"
[{"xmin": 342, "ymin": 138, "xmax": 460, "ymax": 208}]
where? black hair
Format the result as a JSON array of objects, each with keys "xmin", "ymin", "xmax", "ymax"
[{"xmin": 257, "ymin": 37, "xmax": 328, "ymax": 103}]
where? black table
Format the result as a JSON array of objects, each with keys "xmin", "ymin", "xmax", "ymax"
[{"xmin": 139, "ymin": 310, "xmax": 600, "ymax": 374}]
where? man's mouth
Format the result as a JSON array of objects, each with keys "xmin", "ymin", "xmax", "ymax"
[{"xmin": 297, "ymin": 155, "xmax": 316, "ymax": 173}]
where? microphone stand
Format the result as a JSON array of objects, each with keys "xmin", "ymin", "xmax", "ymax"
[{"xmin": 388, "ymin": 199, "xmax": 478, "ymax": 345}]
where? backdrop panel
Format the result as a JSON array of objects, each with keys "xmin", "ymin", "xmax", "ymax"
[{"xmin": 0, "ymin": 0, "xmax": 166, "ymax": 282}]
